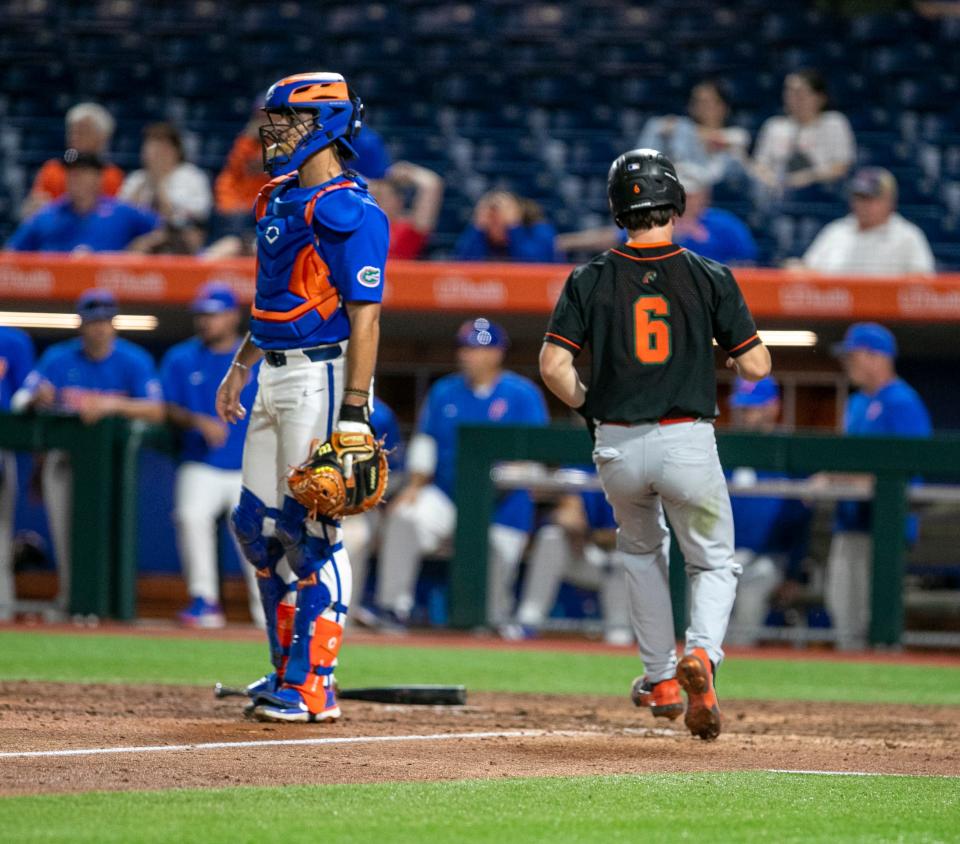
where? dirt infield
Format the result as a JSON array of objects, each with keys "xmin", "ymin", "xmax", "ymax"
[{"xmin": 1, "ymin": 681, "xmax": 957, "ymax": 796}]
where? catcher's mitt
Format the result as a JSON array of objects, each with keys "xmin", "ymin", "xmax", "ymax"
[{"xmin": 287, "ymin": 432, "xmax": 388, "ymax": 520}]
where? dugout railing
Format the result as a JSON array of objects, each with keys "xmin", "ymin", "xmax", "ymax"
[{"xmin": 453, "ymin": 424, "xmax": 960, "ymax": 647}]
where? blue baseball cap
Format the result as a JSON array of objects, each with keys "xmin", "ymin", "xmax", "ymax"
[
  {"xmin": 76, "ymin": 288, "xmax": 118, "ymax": 323},
  {"xmin": 457, "ymin": 317, "xmax": 509, "ymax": 349},
  {"xmin": 191, "ymin": 282, "xmax": 238, "ymax": 314},
  {"xmin": 833, "ymin": 322, "xmax": 897, "ymax": 358},
  {"xmin": 729, "ymin": 376, "xmax": 780, "ymax": 408}
]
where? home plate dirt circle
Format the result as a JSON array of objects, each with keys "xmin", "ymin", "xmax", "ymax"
[{"xmin": 1, "ymin": 681, "xmax": 957, "ymax": 796}]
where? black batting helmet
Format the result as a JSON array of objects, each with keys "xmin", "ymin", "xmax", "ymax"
[{"xmin": 607, "ymin": 148, "xmax": 686, "ymax": 228}]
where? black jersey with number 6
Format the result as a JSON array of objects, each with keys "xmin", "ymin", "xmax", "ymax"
[{"xmin": 544, "ymin": 241, "xmax": 761, "ymax": 424}]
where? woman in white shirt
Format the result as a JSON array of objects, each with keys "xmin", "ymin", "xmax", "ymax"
[
  {"xmin": 120, "ymin": 122, "xmax": 212, "ymax": 254},
  {"xmin": 752, "ymin": 69, "xmax": 856, "ymax": 196}
]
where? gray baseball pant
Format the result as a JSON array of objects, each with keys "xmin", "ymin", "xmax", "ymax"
[{"xmin": 593, "ymin": 420, "xmax": 741, "ymax": 683}]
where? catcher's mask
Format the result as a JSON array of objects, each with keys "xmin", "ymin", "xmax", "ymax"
[{"xmin": 260, "ymin": 72, "xmax": 363, "ymax": 176}]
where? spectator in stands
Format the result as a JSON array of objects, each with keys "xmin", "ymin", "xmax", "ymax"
[
  {"xmin": 352, "ymin": 125, "xmax": 392, "ymax": 181},
  {"xmin": 638, "ymin": 79, "xmax": 751, "ymax": 187},
  {"xmin": 798, "ymin": 167, "xmax": 935, "ymax": 275},
  {"xmin": 0, "ymin": 327, "xmax": 35, "ymax": 620},
  {"xmin": 21, "ymin": 102, "xmax": 124, "ymax": 219},
  {"xmin": 11, "ymin": 289, "xmax": 164, "ymax": 616},
  {"xmin": 555, "ymin": 162, "xmax": 757, "ymax": 264},
  {"xmin": 826, "ymin": 323, "xmax": 932, "ymax": 650},
  {"xmin": 672, "ymin": 163, "xmax": 758, "ymax": 265},
  {"xmin": 161, "ymin": 283, "xmax": 262, "ymax": 630},
  {"xmin": 752, "ymin": 69, "xmax": 856, "ymax": 196},
  {"xmin": 212, "ymin": 105, "xmax": 269, "ymax": 229},
  {"xmin": 120, "ymin": 122, "xmax": 213, "ymax": 255},
  {"xmin": 455, "ymin": 191, "xmax": 557, "ymax": 262},
  {"xmin": 507, "ymin": 478, "xmax": 632, "ymax": 645},
  {"xmin": 726, "ymin": 377, "xmax": 810, "ymax": 646},
  {"xmin": 368, "ymin": 161, "xmax": 444, "ymax": 259},
  {"xmin": 6, "ymin": 150, "xmax": 159, "ymax": 253}
]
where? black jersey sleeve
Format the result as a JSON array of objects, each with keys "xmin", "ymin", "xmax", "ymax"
[
  {"xmin": 712, "ymin": 267, "xmax": 761, "ymax": 358},
  {"xmin": 544, "ymin": 266, "xmax": 590, "ymax": 355}
]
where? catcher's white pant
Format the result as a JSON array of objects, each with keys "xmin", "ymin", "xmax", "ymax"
[
  {"xmin": 240, "ymin": 350, "xmax": 351, "ymax": 615},
  {"xmin": 726, "ymin": 549, "xmax": 783, "ymax": 646},
  {"xmin": 375, "ymin": 483, "xmax": 529, "ymax": 625},
  {"xmin": 825, "ymin": 530, "xmax": 871, "ymax": 650},
  {"xmin": 0, "ymin": 451, "xmax": 17, "ymax": 619},
  {"xmin": 515, "ymin": 524, "xmax": 631, "ymax": 640},
  {"xmin": 593, "ymin": 420, "xmax": 741, "ymax": 684},
  {"xmin": 173, "ymin": 461, "xmax": 264, "ymax": 626},
  {"xmin": 40, "ymin": 449, "xmax": 72, "ymax": 612}
]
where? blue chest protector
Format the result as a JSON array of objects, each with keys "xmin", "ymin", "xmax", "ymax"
[{"xmin": 251, "ymin": 174, "xmax": 365, "ymax": 350}]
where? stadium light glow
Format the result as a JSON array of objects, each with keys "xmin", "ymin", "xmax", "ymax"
[
  {"xmin": 757, "ymin": 330, "xmax": 818, "ymax": 347},
  {"xmin": 0, "ymin": 312, "xmax": 158, "ymax": 331}
]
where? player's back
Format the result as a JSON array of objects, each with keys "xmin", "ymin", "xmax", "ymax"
[{"xmin": 547, "ymin": 241, "xmax": 760, "ymax": 424}]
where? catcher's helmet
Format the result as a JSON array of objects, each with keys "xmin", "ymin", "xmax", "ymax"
[
  {"xmin": 607, "ymin": 148, "xmax": 686, "ymax": 228},
  {"xmin": 260, "ymin": 72, "xmax": 364, "ymax": 176}
]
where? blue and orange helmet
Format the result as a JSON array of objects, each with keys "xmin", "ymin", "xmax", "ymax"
[{"xmin": 259, "ymin": 72, "xmax": 364, "ymax": 176}]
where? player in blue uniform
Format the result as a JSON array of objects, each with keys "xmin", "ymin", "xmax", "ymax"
[
  {"xmin": 828, "ymin": 322, "xmax": 932, "ymax": 649},
  {"xmin": 509, "ymin": 473, "xmax": 632, "ymax": 644},
  {"xmin": 0, "ymin": 327, "xmax": 36, "ymax": 619},
  {"xmin": 161, "ymin": 283, "xmax": 262, "ymax": 629},
  {"xmin": 215, "ymin": 72, "xmax": 388, "ymax": 722},
  {"xmin": 341, "ymin": 396, "xmax": 404, "ymax": 625},
  {"xmin": 12, "ymin": 289, "xmax": 163, "ymax": 614},
  {"xmin": 373, "ymin": 318, "xmax": 549, "ymax": 628},
  {"xmin": 725, "ymin": 377, "xmax": 810, "ymax": 645}
]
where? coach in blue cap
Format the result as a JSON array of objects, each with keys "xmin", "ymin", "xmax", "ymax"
[
  {"xmin": 371, "ymin": 317, "xmax": 548, "ymax": 630},
  {"xmin": 827, "ymin": 321, "xmax": 931, "ymax": 649},
  {"xmin": 160, "ymin": 281, "xmax": 263, "ymax": 629}
]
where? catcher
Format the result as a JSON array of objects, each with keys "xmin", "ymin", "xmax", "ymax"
[{"xmin": 216, "ymin": 71, "xmax": 389, "ymax": 723}]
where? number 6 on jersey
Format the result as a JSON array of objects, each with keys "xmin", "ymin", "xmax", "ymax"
[{"xmin": 634, "ymin": 294, "xmax": 671, "ymax": 364}]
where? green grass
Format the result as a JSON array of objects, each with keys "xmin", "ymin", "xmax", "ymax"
[
  {"xmin": 2, "ymin": 630, "xmax": 960, "ymax": 705},
  {"xmin": 1, "ymin": 773, "xmax": 957, "ymax": 843}
]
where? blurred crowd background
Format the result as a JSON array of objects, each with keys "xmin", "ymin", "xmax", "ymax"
[{"xmin": 1, "ymin": 0, "xmax": 959, "ymax": 647}]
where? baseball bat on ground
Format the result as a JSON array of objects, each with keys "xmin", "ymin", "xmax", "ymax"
[{"xmin": 214, "ymin": 681, "xmax": 466, "ymax": 706}]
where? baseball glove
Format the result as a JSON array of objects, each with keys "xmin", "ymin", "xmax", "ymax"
[{"xmin": 287, "ymin": 432, "xmax": 389, "ymax": 520}]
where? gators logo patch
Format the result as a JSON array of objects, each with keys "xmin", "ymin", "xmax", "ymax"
[{"xmin": 357, "ymin": 266, "xmax": 381, "ymax": 288}]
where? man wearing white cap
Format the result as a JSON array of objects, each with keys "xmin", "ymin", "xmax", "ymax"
[{"xmin": 161, "ymin": 283, "xmax": 263, "ymax": 628}]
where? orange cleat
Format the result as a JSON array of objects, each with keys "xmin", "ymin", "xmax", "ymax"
[
  {"xmin": 676, "ymin": 648, "xmax": 721, "ymax": 741},
  {"xmin": 630, "ymin": 675, "xmax": 684, "ymax": 720}
]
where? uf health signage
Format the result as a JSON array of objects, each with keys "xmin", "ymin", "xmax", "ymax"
[{"xmin": 1, "ymin": 253, "xmax": 960, "ymax": 321}]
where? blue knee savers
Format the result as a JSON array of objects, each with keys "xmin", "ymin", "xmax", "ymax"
[{"xmin": 231, "ymin": 488, "xmax": 283, "ymax": 571}]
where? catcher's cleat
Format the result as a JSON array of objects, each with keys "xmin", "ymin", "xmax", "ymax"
[
  {"xmin": 178, "ymin": 597, "xmax": 226, "ymax": 629},
  {"xmin": 630, "ymin": 675, "xmax": 684, "ymax": 720},
  {"xmin": 245, "ymin": 672, "xmax": 280, "ymax": 698},
  {"xmin": 252, "ymin": 685, "xmax": 341, "ymax": 723},
  {"xmin": 676, "ymin": 648, "xmax": 722, "ymax": 741}
]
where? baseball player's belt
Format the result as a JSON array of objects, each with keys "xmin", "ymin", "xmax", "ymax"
[
  {"xmin": 264, "ymin": 343, "xmax": 343, "ymax": 367},
  {"xmin": 604, "ymin": 415, "xmax": 699, "ymax": 427}
]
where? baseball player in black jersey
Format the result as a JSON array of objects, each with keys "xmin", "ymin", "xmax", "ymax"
[{"xmin": 539, "ymin": 149, "xmax": 771, "ymax": 740}]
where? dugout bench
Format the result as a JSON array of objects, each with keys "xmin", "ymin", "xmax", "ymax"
[{"xmin": 452, "ymin": 424, "xmax": 960, "ymax": 647}]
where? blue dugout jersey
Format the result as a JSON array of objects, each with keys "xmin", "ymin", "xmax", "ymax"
[
  {"xmin": 0, "ymin": 327, "xmax": 35, "ymax": 411},
  {"xmin": 370, "ymin": 397, "xmax": 404, "ymax": 472},
  {"xmin": 835, "ymin": 378, "xmax": 932, "ymax": 534},
  {"xmin": 22, "ymin": 337, "xmax": 162, "ymax": 412},
  {"xmin": 160, "ymin": 337, "xmax": 256, "ymax": 470},
  {"xmin": 418, "ymin": 371, "xmax": 549, "ymax": 532}
]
